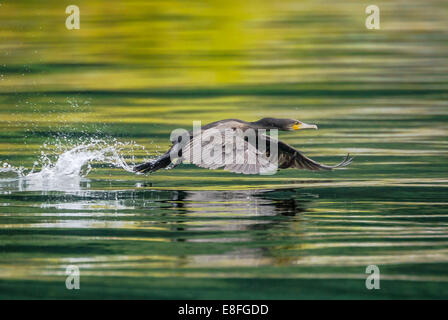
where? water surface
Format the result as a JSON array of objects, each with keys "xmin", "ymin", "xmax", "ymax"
[{"xmin": 0, "ymin": 0, "xmax": 448, "ymax": 299}]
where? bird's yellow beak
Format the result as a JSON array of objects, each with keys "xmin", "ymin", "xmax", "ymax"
[{"xmin": 292, "ymin": 122, "xmax": 318, "ymax": 130}]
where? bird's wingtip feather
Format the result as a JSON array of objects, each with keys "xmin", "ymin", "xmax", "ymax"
[{"xmin": 333, "ymin": 153, "xmax": 354, "ymax": 169}]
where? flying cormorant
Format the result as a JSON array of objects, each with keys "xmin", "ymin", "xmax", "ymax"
[{"xmin": 133, "ymin": 118, "xmax": 353, "ymax": 175}]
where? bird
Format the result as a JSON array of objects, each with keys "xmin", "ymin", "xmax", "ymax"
[{"xmin": 133, "ymin": 118, "xmax": 353, "ymax": 175}]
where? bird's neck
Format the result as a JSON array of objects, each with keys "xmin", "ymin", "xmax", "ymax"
[{"xmin": 250, "ymin": 120, "xmax": 273, "ymax": 130}]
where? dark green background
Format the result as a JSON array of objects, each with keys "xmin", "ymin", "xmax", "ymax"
[{"xmin": 0, "ymin": 0, "xmax": 447, "ymax": 299}]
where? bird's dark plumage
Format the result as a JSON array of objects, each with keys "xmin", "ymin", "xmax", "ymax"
[{"xmin": 134, "ymin": 118, "xmax": 353, "ymax": 175}]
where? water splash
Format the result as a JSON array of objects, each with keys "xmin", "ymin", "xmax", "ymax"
[
  {"xmin": 0, "ymin": 139, "xmax": 148, "ymax": 192},
  {"xmin": 0, "ymin": 162, "xmax": 25, "ymax": 177}
]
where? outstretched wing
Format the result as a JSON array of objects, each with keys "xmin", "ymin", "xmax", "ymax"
[
  {"xmin": 180, "ymin": 126, "xmax": 353, "ymax": 174},
  {"xmin": 182, "ymin": 127, "xmax": 277, "ymax": 175},
  {"xmin": 276, "ymin": 138, "xmax": 353, "ymax": 171}
]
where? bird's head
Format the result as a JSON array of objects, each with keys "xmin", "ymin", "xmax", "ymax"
[{"xmin": 253, "ymin": 118, "xmax": 318, "ymax": 131}]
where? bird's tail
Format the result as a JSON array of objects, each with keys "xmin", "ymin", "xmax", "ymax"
[{"xmin": 133, "ymin": 153, "xmax": 172, "ymax": 174}]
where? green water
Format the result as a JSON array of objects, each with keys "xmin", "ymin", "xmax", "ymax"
[{"xmin": 1, "ymin": 0, "xmax": 448, "ymax": 299}]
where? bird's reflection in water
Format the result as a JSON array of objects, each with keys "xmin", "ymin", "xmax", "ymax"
[
  {"xmin": 166, "ymin": 189, "xmax": 316, "ymax": 268},
  {"xmin": 0, "ymin": 180, "xmax": 318, "ymax": 268},
  {"xmin": 171, "ymin": 189, "xmax": 313, "ymax": 216},
  {"xmin": 167, "ymin": 189, "xmax": 315, "ymax": 237},
  {"xmin": 0, "ymin": 175, "xmax": 316, "ymax": 245}
]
